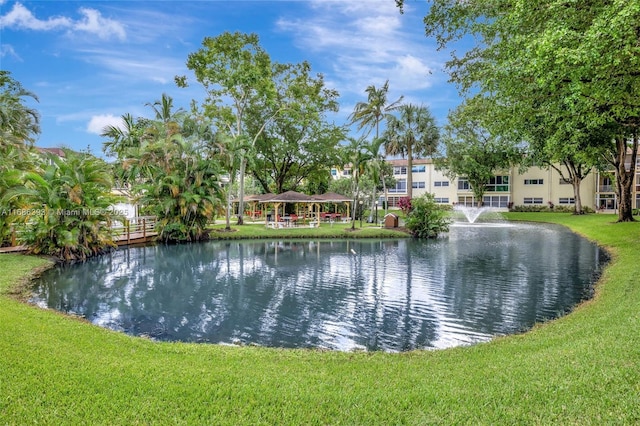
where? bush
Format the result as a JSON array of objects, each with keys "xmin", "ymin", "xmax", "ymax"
[
  {"xmin": 404, "ymin": 193, "xmax": 451, "ymax": 239},
  {"xmin": 397, "ymin": 197, "xmax": 412, "ymax": 215},
  {"xmin": 511, "ymin": 204, "xmax": 594, "ymax": 214}
]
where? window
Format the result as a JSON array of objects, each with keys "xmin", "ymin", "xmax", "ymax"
[
  {"xmin": 458, "ymin": 196, "xmax": 475, "ymax": 206},
  {"xmin": 599, "ymin": 176, "xmax": 613, "ymax": 192},
  {"xmin": 434, "ymin": 197, "xmax": 449, "ymax": 204},
  {"xmin": 434, "ymin": 181, "xmax": 449, "ymax": 187},
  {"xmin": 412, "ymin": 165, "xmax": 426, "ymax": 173},
  {"xmin": 486, "ymin": 175, "xmax": 509, "ymax": 192},
  {"xmin": 523, "ymin": 197, "xmax": 543, "ymax": 205},
  {"xmin": 412, "ymin": 181, "xmax": 426, "ymax": 189},
  {"xmin": 393, "ymin": 166, "xmax": 407, "ymax": 175},
  {"xmin": 389, "ymin": 179, "xmax": 407, "ymax": 193},
  {"xmin": 558, "ymin": 198, "xmax": 575, "ymax": 205},
  {"xmin": 331, "ymin": 169, "xmax": 337, "ymax": 176},
  {"xmin": 342, "ymin": 169, "xmax": 351, "ymax": 176},
  {"xmin": 458, "ymin": 178, "xmax": 470, "ymax": 190},
  {"xmin": 483, "ymin": 195, "xmax": 509, "ymax": 207},
  {"xmin": 524, "ymin": 179, "xmax": 543, "ymax": 185}
]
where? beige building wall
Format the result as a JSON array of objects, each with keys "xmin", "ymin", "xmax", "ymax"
[
  {"xmin": 332, "ymin": 160, "xmax": 599, "ymax": 210},
  {"xmin": 511, "ymin": 166, "xmax": 597, "ymax": 209}
]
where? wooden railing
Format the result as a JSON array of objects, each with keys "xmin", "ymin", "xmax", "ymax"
[{"xmin": 112, "ymin": 216, "xmax": 157, "ymax": 244}]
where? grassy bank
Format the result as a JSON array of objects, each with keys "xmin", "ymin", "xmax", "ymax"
[
  {"xmin": 1, "ymin": 213, "xmax": 639, "ymax": 424},
  {"xmin": 208, "ymin": 221, "xmax": 410, "ymax": 239}
]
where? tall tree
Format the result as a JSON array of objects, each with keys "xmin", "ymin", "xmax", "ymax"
[
  {"xmin": 403, "ymin": 0, "xmax": 640, "ymax": 221},
  {"xmin": 349, "ymin": 79, "xmax": 403, "ymax": 139},
  {"xmin": 436, "ymin": 99, "xmax": 522, "ymax": 206},
  {"xmin": 247, "ymin": 61, "xmax": 344, "ymax": 194},
  {"xmin": 0, "ymin": 70, "xmax": 40, "ymax": 152},
  {"xmin": 0, "ymin": 72, "xmax": 40, "ymax": 246},
  {"xmin": 343, "ymin": 137, "xmax": 373, "ymax": 229},
  {"xmin": 177, "ymin": 32, "xmax": 278, "ymax": 225},
  {"xmin": 349, "ymin": 80, "xmax": 403, "ymax": 211},
  {"xmin": 383, "ymin": 104, "xmax": 439, "ymax": 199}
]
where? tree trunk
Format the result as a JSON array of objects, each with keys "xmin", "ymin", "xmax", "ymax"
[
  {"xmin": 236, "ymin": 156, "xmax": 246, "ymax": 225},
  {"xmin": 572, "ymin": 178, "xmax": 583, "ymax": 215},
  {"xmin": 615, "ymin": 134, "xmax": 638, "ymax": 222},
  {"xmin": 225, "ymin": 185, "xmax": 233, "ymax": 231},
  {"xmin": 381, "ymin": 175, "xmax": 388, "ymax": 217},
  {"xmin": 406, "ymin": 145, "xmax": 413, "ymax": 199}
]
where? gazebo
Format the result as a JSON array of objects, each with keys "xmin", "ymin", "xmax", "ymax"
[
  {"xmin": 259, "ymin": 191, "xmax": 317, "ymax": 226},
  {"xmin": 312, "ymin": 192, "xmax": 351, "ymax": 221},
  {"xmin": 244, "ymin": 193, "xmax": 275, "ymax": 220},
  {"xmin": 241, "ymin": 191, "xmax": 354, "ymax": 226}
]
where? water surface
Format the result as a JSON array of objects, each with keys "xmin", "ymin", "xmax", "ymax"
[{"xmin": 31, "ymin": 222, "xmax": 607, "ymax": 351}]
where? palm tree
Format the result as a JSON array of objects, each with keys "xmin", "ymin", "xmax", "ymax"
[
  {"xmin": 135, "ymin": 136, "xmax": 224, "ymax": 242},
  {"xmin": 344, "ymin": 137, "xmax": 373, "ymax": 229},
  {"xmin": 3, "ymin": 150, "xmax": 120, "ymax": 260},
  {"xmin": 349, "ymin": 80, "xmax": 403, "ymax": 212},
  {"xmin": 364, "ymin": 137, "xmax": 392, "ymax": 219},
  {"xmin": 383, "ymin": 104, "xmax": 440, "ymax": 199},
  {"xmin": 0, "ymin": 71, "xmax": 40, "ymax": 153},
  {"xmin": 101, "ymin": 113, "xmax": 143, "ymax": 159},
  {"xmin": 215, "ymin": 133, "xmax": 251, "ymax": 231},
  {"xmin": 349, "ymin": 80, "xmax": 403, "ymax": 139}
]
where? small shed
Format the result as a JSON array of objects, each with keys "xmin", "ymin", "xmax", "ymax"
[{"xmin": 384, "ymin": 213, "xmax": 399, "ymax": 228}]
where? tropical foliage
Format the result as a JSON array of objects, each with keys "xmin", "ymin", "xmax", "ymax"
[
  {"xmin": 134, "ymin": 138, "xmax": 224, "ymax": 242},
  {"xmin": 4, "ymin": 150, "xmax": 119, "ymax": 260},
  {"xmin": 349, "ymin": 80, "xmax": 402, "ymax": 214},
  {"xmin": 102, "ymin": 95, "xmax": 225, "ymax": 242},
  {"xmin": 0, "ymin": 71, "xmax": 40, "ymax": 247},
  {"xmin": 404, "ymin": 193, "xmax": 451, "ymax": 239},
  {"xmin": 342, "ymin": 137, "xmax": 373, "ymax": 229},
  {"xmin": 383, "ymin": 104, "xmax": 439, "ymax": 199},
  {"xmin": 0, "ymin": 70, "xmax": 40, "ymax": 151}
]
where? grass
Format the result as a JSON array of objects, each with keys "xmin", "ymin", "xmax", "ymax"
[
  {"xmin": 209, "ymin": 220, "xmax": 410, "ymax": 239},
  {"xmin": 1, "ymin": 212, "xmax": 639, "ymax": 424}
]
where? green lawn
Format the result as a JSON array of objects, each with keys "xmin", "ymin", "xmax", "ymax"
[{"xmin": 1, "ymin": 213, "xmax": 639, "ymax": 424}]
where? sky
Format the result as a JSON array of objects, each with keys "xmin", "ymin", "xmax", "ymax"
[{"xmin": 0, "ymin": 0, "xmax": 465, "ymax": 157}]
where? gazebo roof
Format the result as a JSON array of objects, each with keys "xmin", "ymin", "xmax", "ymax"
[
  {"xmin": 263, "ymin": 190, "xmax": 314, "ymax": 203},
  {"xmin": 245, "ymin": 193, "xmax": 276, "ymax": 202},
  {"xmin": 312, "ymin": 192, "xmax": 351, "ymax": 203}
]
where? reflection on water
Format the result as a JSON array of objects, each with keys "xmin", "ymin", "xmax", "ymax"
[{"xmin": 31, "ymin": 223, "xmax": 607, "ymax": 351}]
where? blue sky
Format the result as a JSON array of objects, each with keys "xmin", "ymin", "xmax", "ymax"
[{"xmin": 1, "ymin": 0, "xmax": 464, "ymax": 156}]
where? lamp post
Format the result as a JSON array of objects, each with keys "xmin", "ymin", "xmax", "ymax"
[
  {"xmin": 359, "ymin": 200, "xmax": 363, "ymax": 228},
  {"xmin": 375, "ymin": 200, "xmax": 378, "ymax": 224}
]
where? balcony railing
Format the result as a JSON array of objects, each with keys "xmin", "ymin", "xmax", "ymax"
[{"xmin": 599, "ymin": 185, "xmax": 614, "ymax": 192}]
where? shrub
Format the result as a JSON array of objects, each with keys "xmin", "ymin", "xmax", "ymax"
[
  {"xmin": 404, "ymin": 193, "xmax": 451, "ymax": 239},
  {"xmin": 397, "ymin": 197, "xmax": 412, "ymax": 215}
]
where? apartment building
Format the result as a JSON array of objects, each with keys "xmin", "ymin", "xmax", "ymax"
[{"xmin": 332, "ymin": 158, "xmax": 602, "ymax": 211}]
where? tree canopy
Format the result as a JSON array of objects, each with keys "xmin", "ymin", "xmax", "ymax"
[
  {"xmin": 383, "ymin": 104, "xmax": 439, "ymax": 199},
  {"xmin": 406, "ymin": 0, "xmax": 640, "ymax": 220}
]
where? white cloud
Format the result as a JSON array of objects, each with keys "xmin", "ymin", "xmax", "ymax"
[
  {"xmin": 77, "ymin": 48, "xmax": 185, "ymax": 85},
  {"xmin": 86, "ymin": 114, "xmax": 124, "ymax": 135},
  {"xmin": 0, "ymin": 2, "xmax": 126, "ymax": 41},
  {"xmin": 0, "ymin": 44, "xmax": 21, "ymax": 60},
  {"xmin": 0, "ymin": 3, "xmax": 71, "ymax": 30},
  {"xmin": 276, "ymin": 1, "xmax": 442, "ymax": 98},
  {"xmin": 75, "ymin": 8, "xmax": 126, "ymax": 41}
]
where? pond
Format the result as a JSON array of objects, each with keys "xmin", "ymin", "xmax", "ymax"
[{"xmin": 31, "ymin": 222, "xmax": 608, "ymax": 351}]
